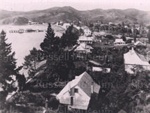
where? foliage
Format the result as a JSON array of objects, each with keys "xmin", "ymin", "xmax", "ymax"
[
  {"xmin": 0, "ymin": 30, "xmax": 17, "ymax": 102},
  {"xmin": 40, "ymin": 23, "xmax": 61, "ymax": 55},
  {"xmin": 24, "ymin": 47, "xmax": 43, "ymax": 77},
  {"xmin": 147, "ymin": 29, "xmax": 150, "ymax": 43},
  {"xmin": 61, "ymin": 25, "xmax": 79, "ymax": 48}
]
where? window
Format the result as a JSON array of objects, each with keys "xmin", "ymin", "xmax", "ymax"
[{"xmin": 74, "ymin": 88, "xmax": 78, "ymax": 93}]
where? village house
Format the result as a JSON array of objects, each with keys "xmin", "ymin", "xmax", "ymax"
[
  {"xmin": 136, "ymin": 38, "xmax": 148, "ymax": 45},
  {"xmin": 56, "ymin": 72, "xmax": 100, "ymax": 110},
  {"xmin": 74, "ymin": 43, "xmax": 93, "ymax": 54},
  {"xmin": 74, "ymin": 43, "xmax": 93, "ymax": 58},
  {"xmin": 78, "ymin": 36, "xmax": 94, "ymax": 44},
  {"xmin": 81, "ymin": 26, "xmax": 92, "ymax": 36},
  {"xmin": 88, "ymin": 60, "xmax": 111, "ymax": 73},
  {"xmin": 124, "ymin": 48, "xmax": 150, "ymax": 74},
  {"xmin": 114, "ymin": 38, "xmax": 126, "ymax": 46}
]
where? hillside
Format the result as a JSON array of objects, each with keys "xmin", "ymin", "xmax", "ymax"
[{"xmin": 0, "ymin": 6, "xmax": 150, "ymax": 25}]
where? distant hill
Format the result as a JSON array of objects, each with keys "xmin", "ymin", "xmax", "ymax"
[
  {"xmin": 0, "ymin": 17, "xmax": 29, "ymax": 25},
  {"xmin": 0, "ymin": 6, "xmax": 150, "ymax": 25}
]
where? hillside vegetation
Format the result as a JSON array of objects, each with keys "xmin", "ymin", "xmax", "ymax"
[{"xmin": 0, "ymin": 6, "xmax": 150, "ymax": 25}]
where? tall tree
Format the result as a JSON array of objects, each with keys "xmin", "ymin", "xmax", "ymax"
[
  {"xmin": 40, "ymin": 23, "xmax": 63, "ymax": 82},
  {"xmin": 0, "ymin": 30, "xmax": 17, "ymax": 103},
  {"xmin": 40, "ymin": 23, "xmax": 60, "ymax": 55},
  {"xmin": 61, "ymin": 25, "xmax": 79, "ymax": 48}
]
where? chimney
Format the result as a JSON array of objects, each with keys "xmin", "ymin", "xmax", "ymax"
[{"xmin": 91, "ymin": 82, "xmax": 94, "ymax": 94}]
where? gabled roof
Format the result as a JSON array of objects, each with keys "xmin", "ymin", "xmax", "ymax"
[
  {"xmin": 57, "ymin": 72, "xmax": 100, "ymax": 98},
  {"xmin": 93, "ymin": 31, "xmax": 108, "ymax": 36},
  {"xmin": 124, "ymin": 48, "xmax": 150, "ymax": 66},
  {"xmin": 134, "ymin": 41, "xmax": 146, "ymax": 46},
  {"xmin": 75, "ymin": 43, "xmax": 93, "ymax": 53},
  {"xmin": 88, "ymin": 60, "xmax": 101, "ymax": 66}
]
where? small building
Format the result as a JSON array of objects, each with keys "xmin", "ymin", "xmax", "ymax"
[
  {"xmin": 92, "ymin": 67, "xmax": 111, "ymax": 73},
  {"xmin": 74, "ymin": 43, "xmax": 93, "ymax": 54},
  {"xmin": 56, "ymin": 72, "xmax": 100, "ymax": 110},
  {"xmin": 114, "ymin": 39, "xmax": 126, "ymax": 45},
  {"xmin": 78, "ymin": 36, "xmax": 94, "ymax": 44},
  {"xmin": 124, "ymin": 48, "xmax": 150, "ymax": 74},
  {"xmin": 82, "ymin": 26, "xmax": 92, "ymax": 36}
]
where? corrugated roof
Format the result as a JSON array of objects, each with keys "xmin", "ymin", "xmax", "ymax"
[{"xmin": 124, "ymin": 48, "xmax": 150, "ymax": 66}]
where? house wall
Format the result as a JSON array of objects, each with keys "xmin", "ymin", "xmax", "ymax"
[{"xmin": 59, "ymin": 86, "xmax": 90, "ymax": 110}]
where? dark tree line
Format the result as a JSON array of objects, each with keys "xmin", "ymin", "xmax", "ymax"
[{"xmin": 0, "ymin": 30, "xmax": 26, "ymax": 109}]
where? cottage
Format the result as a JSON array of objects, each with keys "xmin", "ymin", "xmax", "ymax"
[
  {"xmin": 82, "ymin": 26, "xmax": 92, "ymax": 36},
  {"xmin": 74, "ymin": 43, "xmax": 93, "ymax": 54},
  {"xmin": 114, "ymin": 39, "xmax": 126, "ymax": 45},
  {"xmin": 124, "ymin": 48, "xmax": 150, "ymax": 74},
  {"xmin": 78, "ymin": 36, "xmax": 94, "ymax": 44},
  {"xmin": 74, "ymin": 43, "xmax": 93, "ymax": 58},
  {"xmin": 56, "ymin": 72, "xmax": 100, "ymax": 110}
]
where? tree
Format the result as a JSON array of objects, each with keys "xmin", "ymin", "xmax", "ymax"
[
  {"xmin": 23, "ymin": 48, "xmax": 42, "ymax": 78},
  {"xmin": 0, "ymin": 30, "xmax": 17, "ymax": 104},
  {"xmin": 147, "ymin": 29, "xmax": 150, "ymax": 44},
  {"xmin": 40, "ymin": 23, "xmax": 60, "ymax": 55},
  {"xmin": 61, "ymin": 25, "xmax": 79, "ymax": 48}
]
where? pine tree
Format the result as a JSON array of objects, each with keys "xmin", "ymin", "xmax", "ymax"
[
  {"xmin": 40, "ymin": 23, "xmax": 60, "ymax": 55},
  {"xmin": 0, "ymin": 30, "xmax": 17, "ymax": 102}
]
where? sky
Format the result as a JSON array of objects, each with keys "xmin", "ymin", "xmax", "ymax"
[{"xmin": 0, "ymin": 0, "xmax": 150, "ymax": 11}]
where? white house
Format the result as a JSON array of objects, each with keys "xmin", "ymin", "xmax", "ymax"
[
  {"xmin": 78, "ymin": 36, "xmax": 94, "ymax": 44},
  {"xmin": 56, "ymin": 72, "xmax": 100, "ymax": 110},
  {"xmin": 114, "ymin": 39, "xmax": 126, "ymax": 45},
  {"xmin": 82, "ymin": 26, "xmax": 92, "ymax": 36},
  {"xmin": 74, "ymin": 43, "xmax": 93, "ymax": 54},
  {"xmin": 124, "ymin": 48, "xmax": 150, "ymax": 74},
  {"xmin": 92, "ymin": 67, "xmax": 111, "ymax": 73}
]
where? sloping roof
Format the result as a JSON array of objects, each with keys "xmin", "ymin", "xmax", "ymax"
[
  {"xmin": 75, "ymin": 43, "xmax": 93, "ymax": 53},
  {"xmin": 118, "ymin": 110, "xmax": 127, "ymax": 113},
  {"xmin": 114, "ymin": 39, "xmax": 125, "ymax": 43},
  {"xmin": 89, "ymin": 60, "xmax": 101, "ymax": 66},
  {"xmin": 78, "ymin": 36, "xmax": 94, "ymax": 41},
  {"xmin": 93, "ymin": 31, "xmax": 108, "ymax": 36},
  {"xmin": 115, "ymin": 34, "xmax": 122, "ymax": 38},
  {"xmin": 57, "ymin": 71, "xmax": 100, "ymax": 100},
  {"xmin": 124, "ymin": 48, "xmax": 150, "ymax": 66},
  {"xmin": 134, "ymin": 41, "xmax": 146, "ymax": 46}
]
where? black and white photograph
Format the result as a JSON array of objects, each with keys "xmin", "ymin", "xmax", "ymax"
[{"xmin": 0, "ymin": 0, "xmax": 150, "ymax": 113}]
